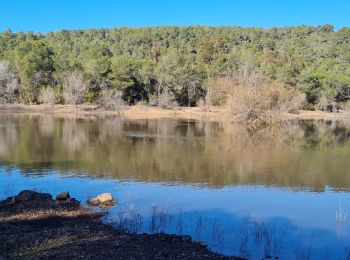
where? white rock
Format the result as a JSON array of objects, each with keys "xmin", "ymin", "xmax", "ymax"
[{"xmin": 87, "ymin": 193, "xmax": 115, "ymax": 206}]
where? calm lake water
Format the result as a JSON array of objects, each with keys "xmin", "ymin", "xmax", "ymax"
[{"xmin": 1, "ymin": 113, "xmax": 350, "ymax": 259}]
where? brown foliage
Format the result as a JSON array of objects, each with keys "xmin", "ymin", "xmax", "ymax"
[
  {"xmin": 98, "ymin": 90, "xmax": 125, "ymax": 111},
  {"xmin": 206, "ymin": 78, "xmax": 232, "ymax": 106},
  {"xmin": 62, "ymin": 72, "xmax": 88, "ymax": 106},
  {"xmin": 208, "ymin": 68, "xmax": 305, "ymax": 127},
  {"xmin": 228, "ymin": 83, "xmax": 305, "ymax": 126},
  {"xmin": 38, "ymin": 87, "xmax": 56, "ymax": 105},
  {"xmin": 157, "ymin": 89, "xmax": 177, "ymax": 109}
]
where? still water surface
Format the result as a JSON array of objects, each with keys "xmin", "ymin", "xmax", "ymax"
[{"xmin": 1, "ymin": 113, "xmax": 350, "ymax": 259}]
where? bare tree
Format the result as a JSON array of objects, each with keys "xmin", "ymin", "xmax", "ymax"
[
  {"xmin": 0, "ymin": 60, "xmax": 19, "ymax": 104},
  {"xmin": 185, "ymin": 75, "xmax": 201, "ymax": 107},
  {"xmin": 98, "ymin": 89, "xmax": 125, "ymax": 112},
  {"xmin": 62, "ymin": 72, "xmax": 88, "ymax": 106},
  {"xmin": 38, "ymin": 87, "xmax": 56, "ymax": 105},
  {"xmin": 158, "ymin": 87, "xmax": 176, "ymax": 109}
]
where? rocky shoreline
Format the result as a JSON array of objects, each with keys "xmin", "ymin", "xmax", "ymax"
[{"xmin": 0, "ymin": 190, "xmax": 240, "ymax": 259}]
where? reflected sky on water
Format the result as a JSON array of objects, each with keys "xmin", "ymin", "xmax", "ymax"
[{"xmin": 1, "ymin": 113, "xmax": 350, "ymax": 258}]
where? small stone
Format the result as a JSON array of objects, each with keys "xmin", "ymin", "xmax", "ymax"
[
  {"xmin": 198, "ymin": 242, "xmax": 207, "ymax": 248},
  {"xmin": 181, "ymin": 235, "xmax": 192, "ymax": 242},
  {"xmin": 56, "ymin": 191, "xmax": 70, "ymax": 201},
  {"xmin": 87, "ymin": 198, "xmax": 100, "ymax": 206}
]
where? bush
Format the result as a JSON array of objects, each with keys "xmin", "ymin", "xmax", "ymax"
[
  {"xmin": 38, "ymin": 87, "xmax": 56, "ymax": 105},
  {"xmin": 84, "ymin": 91, "xmax": 100, "ymax": 104},
  {"xmin": 62, "ymin": 72, "xmax": 88, "ymax": 106},
  {"xmin": 302, "ymin": 103, "xmax": 315, "ymax": 111},
  {"xmin": 317, "ymin": 86, "xmax": 337, "ymax": 112},
  {"xmin": 0, "ymin": 60, "xmax": 19, "ymax": 104},
  {"xmin": 157, "ymin": 89, "xmax": 177, "ymax": 109},
  {"xmin": 98, "ymin": 90, "xmax": 124, "ymax": 111},
  {"xmin": 227, "ymin": 71, "xmax": 305, "ymax": 126},
  {"xmin": 206, "ymin": 78, "xmax": 232, "ymax": 106},
  {"xmin": 339, "ymin": 101, "xmax": 350, "ymax": 112}
]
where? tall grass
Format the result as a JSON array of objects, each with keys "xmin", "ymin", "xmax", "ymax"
[
  {"xmin": 336, "ymin": 201, "xmax": 348, "ymax": 225},
  {"xmin": 105, "ymin": 204, "xmax": 348, "ymax": 259}
]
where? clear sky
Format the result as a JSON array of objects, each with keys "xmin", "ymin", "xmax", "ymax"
[{"xmin": 1, "ymin": 0, "xmax": 349, "ymax": 33}]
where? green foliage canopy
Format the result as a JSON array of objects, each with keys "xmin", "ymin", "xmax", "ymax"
[{"xmin": 0, "ymin": 25, "xmax": 349, "ymax": 107}]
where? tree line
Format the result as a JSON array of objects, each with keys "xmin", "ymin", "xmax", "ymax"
[{"xmin": 0, "ymin": 25, "xmax": 349, "ymax": 110}]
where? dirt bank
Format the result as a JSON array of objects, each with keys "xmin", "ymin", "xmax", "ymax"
[
  {"xmin": 1, "ymin": 104, "xmax": 349, "ymax": 121},
  {"xmin": 0, "ymin": 104, "xmax": 229, "ymax": 121},
  {"xmin": 0, "ymin": 190, "xmax": 238, "ymax": 259}
]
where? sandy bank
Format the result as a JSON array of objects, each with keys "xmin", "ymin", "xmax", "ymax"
[{"xmin": 1, "ymin": 104, "xmax": 350, "ymax": 121}]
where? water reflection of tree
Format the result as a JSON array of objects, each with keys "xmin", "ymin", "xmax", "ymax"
[
  {"xmin": 301, "ymin": 120, "xmax": 350, "ymax": 150},
  {"xmin": 1, "ymin": 114, "xmax": 350, "ymax": 190}
]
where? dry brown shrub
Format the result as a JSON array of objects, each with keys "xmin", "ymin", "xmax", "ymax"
[
  {"xmin": 206, "ymin": 78, "xmax": 232, "ymax": 106},
  {"xmin": 229, "ymin": 84, "xmax": 304, "ymax": 125},
  {"xmin": 62, "ymin": 72, "xmax": 88, "ymax": 106},
  {"xmin": 38, "ymin": 87, "xmax": 56, "ymax": 105},
  {"xmin": 98, "ymin": 90, "xmax": 125, "ymax": 112},
  {"xmin": 228, "ymin": 80, "xmax": 305, "ymax": 127},
  {"xmin": 158, "ymin": 89, "xmax": 177, "ymax": 109},
  {"xmin": 212, "ymin": 69, "xmax": 306, "ymax": 127}
]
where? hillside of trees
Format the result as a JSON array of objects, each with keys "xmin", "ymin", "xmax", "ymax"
[{"xmin": 0, "ymin": 25, "xmax": 349, "ymax": 110}]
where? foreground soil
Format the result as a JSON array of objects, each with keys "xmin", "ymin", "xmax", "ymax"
[
  {"xmin": 0, "ymin": 191, "xmax": 238, "ymax": 259},
  {"xmin": 1, "ymin": 104, "xmax": 350, "ymax": 121}
]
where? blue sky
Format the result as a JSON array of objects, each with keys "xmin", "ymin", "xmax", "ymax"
[{"xmin": 1, "ymin": 0, "xmax": 349, "ymax": 32}]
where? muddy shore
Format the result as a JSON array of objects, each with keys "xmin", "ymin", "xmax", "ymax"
[{"xmin": 0, "ymin": 190, "xmax": 239, "ymax": 259}]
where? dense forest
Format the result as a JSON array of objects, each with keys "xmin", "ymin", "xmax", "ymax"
[{"xmin": 0, "ymin": 25, "xmax": 349, "ymax": 110}]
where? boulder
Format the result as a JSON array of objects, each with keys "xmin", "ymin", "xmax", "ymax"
[
  {"xmin": 1, "ymin": 190, "xmax": 52, "ymax": 205},
  {"xmin": 87, "ymin": 193, "xmax": 115, "ymax": 207},
  {"xmin": 96, "ymin": 193, "xmax": 114, "ymax": 204},
  {"xmin": 56, "ymin": 191, "xmax": 70, "ymax": 201},
  {"xmin": 15, "ymin": 190, "xmax": 52, "ymax": 203}
]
